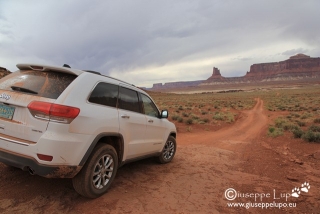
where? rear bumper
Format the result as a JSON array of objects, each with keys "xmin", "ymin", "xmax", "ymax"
[{"xmin": 0, "ymin": 149, "xmax": 81, "ymax": 178}]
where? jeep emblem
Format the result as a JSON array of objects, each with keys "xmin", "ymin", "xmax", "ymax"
[{"xmin": 0, "ymin": 93, "xmax": 11, "ymax": 100}]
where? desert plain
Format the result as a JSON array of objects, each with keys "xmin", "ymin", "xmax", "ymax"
[{"xmin": 0, "ymin": 83, "xmax": 319, "ymax": 213}]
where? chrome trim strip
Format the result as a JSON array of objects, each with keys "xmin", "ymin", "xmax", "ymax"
[
  {"xmin": 0, "ymin": 136, "xmax": 30, "ymax": 146},
  {"xmin": 34, "ymin": 115, "xmax": 50, "ymax": 121}
]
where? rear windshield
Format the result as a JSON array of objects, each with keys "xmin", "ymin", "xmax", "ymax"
[{"xmin": 0, "ymin": 70, "xmax": 77, "ymax": 99}]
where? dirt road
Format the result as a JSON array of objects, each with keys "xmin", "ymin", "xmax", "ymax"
[{"xmin": 0, "ymin": 98, "xmax": 319, "ymax": 213}]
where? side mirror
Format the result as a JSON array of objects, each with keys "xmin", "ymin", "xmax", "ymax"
[{"xmin": 161, "ymin": 110, "xmax": 168, "ymax": 118}]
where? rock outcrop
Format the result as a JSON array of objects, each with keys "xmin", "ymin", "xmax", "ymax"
[{"xmin": 208, "ymin": 67, "xmax": 224, "ymax": 80}]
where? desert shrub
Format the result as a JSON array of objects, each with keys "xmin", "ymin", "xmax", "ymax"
[
  {"xmin": 198, "ymin": 118, "xmax": 209, "ymax": 124},
  {"xmin": 182, "ymin": 112, "xmax": 189, "ymax": 117},
  {"xmin": 268, "ymin": 127, "xmax": 283, "ymax": 137},
  {"xmin": 301, "ymin": 112, "xmax": 313, "ymax": 119},
  {"xmin": 226, "ymin": 113, "xmax": 235, "ymax": 123},
  {"xmin": 178, "ymin": 106, "xmax": 184, "ymax": 110},
  {"xmin": 300, "ymin": 107, "xmax": 308, "ymax": 111},
  {"xmin": 277, "ymin": 106, "xmax": 286, "ymax": 111},
  {"xmin": 302, "ymin": 130, "xmax": 320, "ymax": 143},
  {"xmin": 269, "ymin": 127, "xmax": 275, "ymax": 133},
  {"xmin": 238, "ymin": 103, "xmax": 243, "ymax": 108},
  {"xmin": 203, "ymin": 118, "xmax": 210, "ymax": 123},
  {"xmin": 283, "ymin": 123, "xmax": 299, "ymax": 131},
  {"xmin": 186, "ymin": 118, "xmax": 193, "ymax": 125},
  {"xmin": 292, "ymin": 128, "xmax": 304, "ymax": 138},
  {"xmin": 296, "ymin": 120, "xmax": 306, "ymax": 127},
  {"xmin": 314, "ymin": 118, "xmax": 320, "ymax": 123},
  {"xmin": 267, "ymin": 106, "xmax": 275, "ymax": 111},
  {"xmin": 192, "ymin": 115, "xmax": 199, "ymax": 120},
  {"xmin": 212, "ymin": 112, "xmax": 235, "ymax": 123},
  {"xmin": 293, "ymin": 113, "xmax": 300, "ymax": 118},
  {"xmin": 309, "ymin": 125, "xmax": 320, "ymax": 132},
  {"xmin": 171, "ymin": 115, "xmax": 179, "ymax": 121},
  {"xmin": 213, "ymin": 112, "xmax": 224, "ymax": 121},
  {"xmin": 201, "ymin": 111, "xmax": 207, "ymax": 115},
  {"xmin": 275, "ymin": 118, "xmax": 288, "ymax": 128},
  {"xmin": 177, "ymin": 117, "xmax": 183, "ymax": 123}
]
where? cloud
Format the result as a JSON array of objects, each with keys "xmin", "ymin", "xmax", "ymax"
[
  {"xmin": 282, "ymin": 48, "xmax": 309, "ymax": 56},
  {"xmin": 231, "ymin": 57, "xmax": 253, "ymax": 61},
  {"xmin": 0, "ymin": 0, "xmax": 319, "ymax": 87}
]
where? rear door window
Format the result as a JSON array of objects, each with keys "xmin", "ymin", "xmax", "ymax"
[
  {"xmin": 0, "ymin": 70, "xmax": 76, "ymax": 99},
  {"xmin": 118, "ymin": 87, "xmax": 141, "ymax": 113},
  {"xmin": 88, "ymin": 82, "xmax": 118, "ymax": 107}
]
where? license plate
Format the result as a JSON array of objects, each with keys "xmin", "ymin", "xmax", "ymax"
[{"xmin": 0, "ymin": 104, "xmax": 15, "ymax": 120}]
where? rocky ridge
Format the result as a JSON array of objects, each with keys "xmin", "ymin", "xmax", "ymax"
[
  {"xmin": 203, "ymin": 53, "xmax": 320, "ymax": 85},
  {"xmin": 150, "ymin": 54, "xmax": 320, "ymax": 90}
]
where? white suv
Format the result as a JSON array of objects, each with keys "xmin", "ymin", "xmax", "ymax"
[{"xmin": 0, "ymin": 64, "xmax": 176, "ymax": 198}]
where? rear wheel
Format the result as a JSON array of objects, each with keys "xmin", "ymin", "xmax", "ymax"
[
  {"xmin": 72, "ymin": 144, "xmax": 118, "ymax": 198},
  {"xmin": 157, "ymin": 136, "xmax": 176, "ymax": 164}
]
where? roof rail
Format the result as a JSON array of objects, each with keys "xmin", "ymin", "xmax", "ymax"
[
  {"xmin": 101, "ymin": 74, "xmax": 135, "ymax": 87},
  {"xmin": 82, "ymin": 69, "xmax": 135, "ymax": 87},
  {"xmin": 83, "ymin": 70, "xmax": 101, "ymax": 75}
]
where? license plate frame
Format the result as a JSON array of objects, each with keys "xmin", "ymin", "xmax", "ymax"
[{"xmin": 0, "ymin": 104, "xmax": 15, "ymax": 120}]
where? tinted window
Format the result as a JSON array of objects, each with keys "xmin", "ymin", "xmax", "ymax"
[
  {"xmin": 88, "ymin": 82, "xmax": 118, "ymax": 107},
  {"xmin": 0, "ymin": 70, "xmax": 76, "ymax": 99},
  {"xmin": 141, "ymin": 94, "xmax": 159, "ymax": 118},
  {"xmin": 118, "ymin": 87, "xmax": 140, "ymax": 113}
]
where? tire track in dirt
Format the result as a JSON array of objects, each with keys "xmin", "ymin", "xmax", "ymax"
[{"xmin": 178, "ymin": 98, "xmax": 268, "ymax": 148}]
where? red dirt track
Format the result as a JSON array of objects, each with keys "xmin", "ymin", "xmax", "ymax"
[{"xmin": 0, "ymin": 98, "xmax": 319, "ymax": 213}]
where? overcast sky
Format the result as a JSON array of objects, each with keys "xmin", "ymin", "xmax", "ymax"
[{"xmin": 0, "ymin": 0, "xmax": 319, "ymax": 87}]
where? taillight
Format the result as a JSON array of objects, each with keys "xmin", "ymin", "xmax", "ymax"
[
  {"xmin": 28, "ymin": 101, "xmax": 80, "ymax": 124},
  {"xmin": 37, "ymin": 153, "xmax": 53, "ymax": 161}
]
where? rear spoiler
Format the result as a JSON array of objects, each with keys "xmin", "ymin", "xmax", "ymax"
[{"xmin": 16, "ymin": 64, "xmax": 84, "ymax": 76}]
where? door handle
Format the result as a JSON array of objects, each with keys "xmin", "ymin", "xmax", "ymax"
[
  {"xmin": 121, "ymin": 115, "xmax": 130, "ymax": 119},
  {"xmin": 148, "ymin": 119, "xmax": 153, "ymax": 123}
]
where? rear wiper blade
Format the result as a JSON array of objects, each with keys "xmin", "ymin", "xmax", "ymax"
[{"xmin": 11, "ymin": 86, "xmax": 38, "ymax": 94}]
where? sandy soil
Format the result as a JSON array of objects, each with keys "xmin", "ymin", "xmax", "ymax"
[{"xmin": 0, "ymin": 99, "xmax": 319, "ymax": 213}]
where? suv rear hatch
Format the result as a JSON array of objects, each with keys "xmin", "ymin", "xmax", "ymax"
[{"xmin": 0, "ymin": 66, "xmax": 78, "ymax": 143}]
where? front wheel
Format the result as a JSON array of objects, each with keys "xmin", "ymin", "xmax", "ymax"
[
  {"xmin": 72, "ymin": 144, "xmax": 118, "ymax": 198},
  {"xmin": 157, "ymin": 136, "xmax": 176, "ymax": 164}
]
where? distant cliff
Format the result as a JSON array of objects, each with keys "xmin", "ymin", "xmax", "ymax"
[
  {"xmin": 152, "ymin": 80, "xmax": 204, "ymax": 89},
  {"xmin": 149, "ymin": 54, "xmax": 320, "ymax": 90},
  {"xmin": 202, "ymin": 54, "xmax": 320, "ymax": 85}
]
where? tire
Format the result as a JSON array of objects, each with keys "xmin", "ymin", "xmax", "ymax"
[
  {"xmin": 157, "ymin": 136, "xmax": 176, "ymax": 164},
  {"xmin": 72, "ymin": 144, "xmax": 118, "ymax": 198}
]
